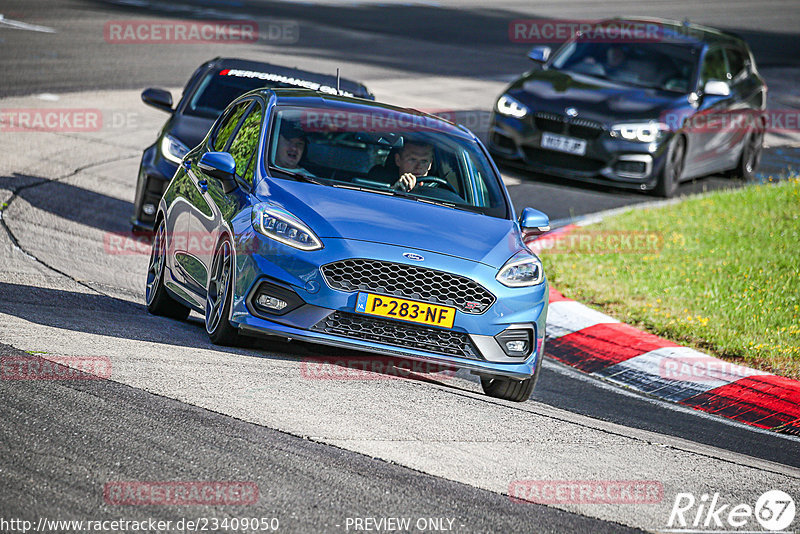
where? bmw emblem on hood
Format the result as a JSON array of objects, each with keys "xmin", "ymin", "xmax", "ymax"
[
  {"xmin": 403, "ymin": 252, "xmax": 424, "ymax": 261},
  {"xmin": 565, "ymin": 107, "xmax": 578, "ymax": 117}
]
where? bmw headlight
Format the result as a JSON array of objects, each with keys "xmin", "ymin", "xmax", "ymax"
[
  {"xmin": 496, "ymin": 251, "xmax": 544, "ymax": 287},
  {"xmin": 496, "ymin": 94, "xmax": 529, "ymax": 119},
  {"xmin": 251, "ymin": 203, "xmax": 323, "ymax": 251},
  {"xmin": 611, "ymin": 122, "xmax": 669, "ymax": 143},
  {"xmin": 160, "ymin": 134, "xmax": 190, "ymax": 164}
]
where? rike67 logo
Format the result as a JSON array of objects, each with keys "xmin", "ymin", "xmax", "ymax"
[{"xmin": 666, "ymin": 490, "xmax": 796, "ymax": 532}]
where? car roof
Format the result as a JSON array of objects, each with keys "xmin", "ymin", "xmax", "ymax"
[
  {"xmin": 250, "ymin": 88, "xmax": 474, "ymax": 139},
  {"xmin": 204, "ymin": 57, "xmax": 371, "ymax": 98},
  {"xmin": 603, "ymin": 17, "xmax": 747, "ymax": 48}
]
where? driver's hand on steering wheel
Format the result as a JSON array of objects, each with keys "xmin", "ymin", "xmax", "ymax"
[{"xmin": 393, "ymin": 173, "xmax": 417, "ymax": 192}]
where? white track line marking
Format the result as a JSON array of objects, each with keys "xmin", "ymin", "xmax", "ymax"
[
  {"xmin": 0, "ymin": 14, "xmax": 57, "ymax": 33},
  {"xmin": 546, "ymin": 299, "xmax": 619, "ymax": 339}
]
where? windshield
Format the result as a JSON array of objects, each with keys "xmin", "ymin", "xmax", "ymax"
[
  {"xmin": 266, "ymin": 106, "xmax": 509, "ymax": 219},
  {"xmin": 186, "ymin": 69, "xmax": 354, "ymax": 119},
  {"xmin": 550, "ymin": 39, "xmax": 699, "ymax": 93}
]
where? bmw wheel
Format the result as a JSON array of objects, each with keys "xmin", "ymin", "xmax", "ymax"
[
  {"xmin": 206, "ymin": 238, "xmax": 240, "ymax": 346},
  {"xmin": 146, "ymin": 219, "xmax": 190, "ymax": 320},
  {"xmin": 733, "ymin": 128, "xmax": 764, "ymax": 182},
  {"xmin": 654, "ymin": 135, "xmax": 685, "ymax": 198}
]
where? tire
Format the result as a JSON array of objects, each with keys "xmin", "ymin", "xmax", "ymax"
[
  {"xmin": 653, "ymin": 135, "xmax": 686, "ymax": 198},
  {"xmin": 205, "ymin": 238, "xmax": 240, "ymax": 346},
  {"xmin": 146, "ymin": 219, "xmax": 191, "ymax": 320},
  {"xmin": 480, "ymin": 374, "xmax": 536, "ymax": 402},
  {"xmin": 732, "ymin": 128, "xmax": 764, "ymax": 182}
]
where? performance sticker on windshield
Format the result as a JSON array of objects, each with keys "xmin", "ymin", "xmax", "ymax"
[{"xmin": 218, "ymin": 69, "xmax": 355, "ymax": 97}]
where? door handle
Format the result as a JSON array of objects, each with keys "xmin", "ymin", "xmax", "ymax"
[{"xmin": 197, "ymin": 179, "xmax": 208, "ymax": 193}]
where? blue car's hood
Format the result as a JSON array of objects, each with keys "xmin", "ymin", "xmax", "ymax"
[{"xmin": 257, "ymin": 179, "xmax": 523, "ymax": 269}]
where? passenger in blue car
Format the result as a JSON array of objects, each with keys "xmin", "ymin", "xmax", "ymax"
[
  {"xmin": 274, "ymin": 121, "xmax": 309, "ymax": 172},
  {"xmin": 368, "ymin": 139, "xmax": 434, "ymax": 192}
]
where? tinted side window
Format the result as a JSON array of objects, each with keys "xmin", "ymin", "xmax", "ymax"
[
  {"xmin": 212, "ymin": 101, "xmax": 249, "ymax": 151},
  {"xmin": 228, "ymin": 102, "xmax": 264, "ymax": 186},
  {"xmin": 700, "ymin": 48, "xmax": 728, "ymax": 85},
  {"xmin": 725, "ymin": 48, "xmax": 747, "ymax": 79}
]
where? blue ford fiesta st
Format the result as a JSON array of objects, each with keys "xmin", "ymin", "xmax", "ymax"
[{"xmin": 146, "ymin": 88, "xmax": 550, "ymax": 401}]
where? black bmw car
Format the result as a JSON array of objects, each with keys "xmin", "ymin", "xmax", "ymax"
[
  {"xmin": 132, "ymin": 57, "xmax": 373, "ymax": 230},
  {"xmin": 489, "ymin": 18, "xmax": 767, "ymax": 197}
]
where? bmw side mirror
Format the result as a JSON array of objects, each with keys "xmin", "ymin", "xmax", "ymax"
[
  {"xmin": 198, "ymin": 152, "xmax": 238, "ymax": 194},
  {"xmin": 527, "ymin": 46, "xmax": 551, "ymax": 63},
  {"xmin": 141, "ymin": 88, "xmax": 174, "ymax": 113},
  {"xmin": 703, "ymin": 80, "xmax": 731, "ymax": 97},
  {"xmin": 519, "ymin": 207, "xmax": 550, "ymax": 237}
]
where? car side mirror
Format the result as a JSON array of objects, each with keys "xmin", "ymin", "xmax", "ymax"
[
  {"xmin": 703, "ymin": 80, "xmax": 731, "ymax": 97},
  {"xmin": 527, "ymin": 46, "xmax": 551, "ymax": 63},
  {"xmin": 141, "ymin": 88, "xmax": 173, "ymax": 113},
  {"xmin": 198, "ymin": 152, "xmax": 238, "ymax": 194},
  {"xmin": 519, "ymin": 207, "xmax": 550, "ymax": 237}
]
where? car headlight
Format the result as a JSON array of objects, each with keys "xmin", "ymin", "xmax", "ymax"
[
  {"xmin": 496, "ymin": 251, "xmax": 544, "ymax": 287},
  {"xmin": 611, "ymin": 122, "xmax": 669, "ymax": 143},
  {"xmin": 160, "ymin": 134, "xmax": 190, "ymax": 164},
  {"xmin": 496, "ymin": 94, "xmax": 529, "ymax": 119},
  {"xmin": 251, "ymin": 203, "xmax": 323, "ymax": 251}
]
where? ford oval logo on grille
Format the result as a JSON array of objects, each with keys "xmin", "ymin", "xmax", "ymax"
[{"xmin": 403, "ymin": 253, "xmax": 425, "ymax": 261}]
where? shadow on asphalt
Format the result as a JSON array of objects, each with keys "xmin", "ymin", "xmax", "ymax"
[
  {"xmin": 2, "ymin": 173, "xmax": 134, "ymax": 235},
  {"xmin": 0, "ymin": 281, "xmax": 470, "ymax": 388}
]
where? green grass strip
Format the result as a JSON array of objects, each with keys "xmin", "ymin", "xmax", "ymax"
[{"xmin": 541, "ymin": 177, "xmax": 800, "ymax": 379}]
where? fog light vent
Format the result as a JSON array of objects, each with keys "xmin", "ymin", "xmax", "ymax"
[
  {"xmin": 616, "ymin": 160, "xmax": 647, "ymax": 175},
  {"xmin": 249, "ymin": 281, "xmax": 304, "ymax": 317},
  {"xmin": 257, "ymin": 294, "xmax": 288, "ymax": 312},
  {"xmin": 494, "ymin": 329, "xmax": 533, "ymax": 357}
]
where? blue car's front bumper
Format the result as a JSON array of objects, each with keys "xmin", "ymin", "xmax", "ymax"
[{"xmin": 227, "ymin": 230, "xmax": 548, "ymax": 380}]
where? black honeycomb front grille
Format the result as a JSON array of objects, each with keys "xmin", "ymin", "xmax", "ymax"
[
  {"xmin": 534, "ymin": 112, "xmax": 605, "ymax": 139},
  {"xmin": 312, "ymin": 311, "xmax": 481, "ymax": 360},
  {"xmin": 321, "ymin": 259, "xmax": 495, "ymax": 314}
]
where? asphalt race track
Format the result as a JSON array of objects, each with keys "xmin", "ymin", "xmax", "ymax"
[{"xmin": 1, "ymin": 1, "xmax": 799, "ymax": 532}]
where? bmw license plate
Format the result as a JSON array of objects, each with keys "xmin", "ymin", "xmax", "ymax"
[
  {"xmin": 541, "ymin": 132, "xmax": 587, "ymax": 156},
  {"xmin": 355, "ymin": 292, "xmax": 455, "ymax": 329}
]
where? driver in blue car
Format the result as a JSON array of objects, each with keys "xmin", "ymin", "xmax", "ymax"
[{"xmin": 368, "ymin": 139, "xmax": 434, "ymax": 192}]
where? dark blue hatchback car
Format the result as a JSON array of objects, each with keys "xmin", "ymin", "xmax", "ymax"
[
  {"xmin": 145, "ymin": 89, "xmax": 551, "ymax": 401},
  {"xmin": 133, "ymin": 57, "xmax": 373, "ymax": 231}
]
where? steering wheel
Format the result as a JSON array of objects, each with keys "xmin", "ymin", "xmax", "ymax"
[{"xmin": 416, "ymin": 176, "xmax": 458, "ymax": 194}]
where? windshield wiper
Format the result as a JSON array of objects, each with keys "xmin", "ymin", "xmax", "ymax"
[
  {"xmin": 270, "ymin": 167, "xmax": 327, "ymax": 186},
  {"xmin": 382, "ymin": 188, "xmax": 461, "ymax": 210},
  {"xmin": 331, "ymin": 183, "xmax": 395, "ymax": 195},
  {"xmin": 332, "ymin": 182, "xmax": 462, "ymax": 211}
]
